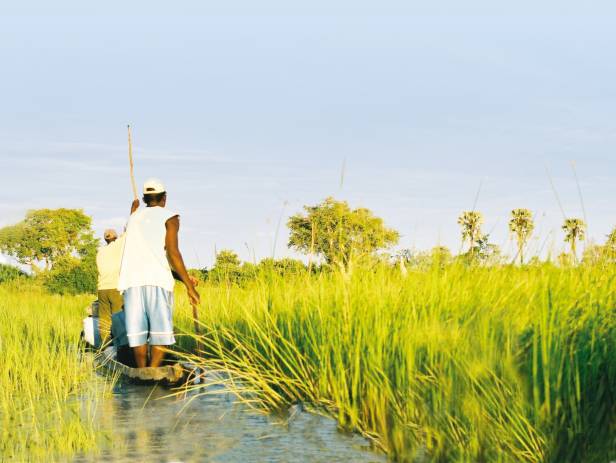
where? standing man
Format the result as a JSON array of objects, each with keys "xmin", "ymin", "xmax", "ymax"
[
  {"xmin": 118, "ymin": 178, "xmax": 200, "ymax": 367},
  {"xmin": 96, "ymin": 229, "xmax": 126, "ymax": 344},
  {"xmin": 96, "ymin": 200, "xmax": 140, "ymax": 344}
]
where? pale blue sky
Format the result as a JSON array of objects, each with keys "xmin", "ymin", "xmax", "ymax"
[{"xmin": 1, "ymin": 1, "xmax": 615, "ymax": 267}]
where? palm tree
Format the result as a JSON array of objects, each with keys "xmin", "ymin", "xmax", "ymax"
[
  {"xmin": 457, "ymin": 211, "xmax": 484, "ymax": 254},
  {"xmin": 562, "ymin": 218, "xmax": 586, "ymax": 263},
  {"xmin": 508, "ymin": 209, "xmax": 534, "ymax": 264}
]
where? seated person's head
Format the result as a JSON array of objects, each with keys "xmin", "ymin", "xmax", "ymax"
[{"xmin": 104, "ymin": 229, "xmax": 118, "ymax": 244}]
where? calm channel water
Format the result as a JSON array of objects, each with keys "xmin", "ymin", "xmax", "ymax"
[{"xmin": 73, "ymin": 370, "xmax": 385, "ymax": 463}]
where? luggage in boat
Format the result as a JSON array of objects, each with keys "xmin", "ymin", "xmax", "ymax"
[{"xmin": 83, "ymin": 315, "xmax": 102, "ymax": 348}]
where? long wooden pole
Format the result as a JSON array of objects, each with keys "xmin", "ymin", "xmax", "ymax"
[
  {"xmin": 128, "ymin": 125, "xmax": 202, "ymax": 352},
  {"xmin": 127, "ymin": 125, "xmax": 202, "ymax": 353},
  {"xmin": 191, "ymin": 249, "xmax": 202, "ymax": 350},
  {"xmin": 127, "ymin": 125, "xmax": 138, "ymax": 200},
  {"xmin": 192, "ymin": 302, "xmax": 203, "ymax": 353}
]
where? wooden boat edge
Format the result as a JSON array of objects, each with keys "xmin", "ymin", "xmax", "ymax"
[{"xmin": 95, "ymin": 349, "xmax": 189, "ymax": 386}]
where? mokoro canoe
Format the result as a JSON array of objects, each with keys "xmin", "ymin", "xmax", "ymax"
[{"xmin": 95, "ymin": 346, "xmax": 198, "ymax": 388}]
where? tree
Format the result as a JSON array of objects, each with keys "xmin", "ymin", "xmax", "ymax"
[
  {"xmin": 207, "ymin": 249, "xmax": 244, "ymax": 283},
  {"xmin": 44, "ymin": 252, "xmax": 97, "ymax": 295},
  {"xmin": 457, "ymin": 211, "xmax": 484, "ymax": 255},
  {"xmin": 562, "ymin": 218, "xmax": 586, "ymax": 263},
  {"xmin": 287, "ymin": 197, "xmax": 399, "ymax": 267},
  {"xmin": 604, "ymin": 227, "xmax": 616, "ymax": 262},
  {"xmin": 215, "ymin": 249, "xmax": 241, "ymax": 268},
  {"xmin": 258, "ymin": 257, "xmax": 307, "ymax": 276},
  {"xmin": 0, "ymin": 209, "xmax": 98, "ymax": 273},
  {"xmin": 508, "ymin": 209, "xmax": 534, "ymax": 264}
]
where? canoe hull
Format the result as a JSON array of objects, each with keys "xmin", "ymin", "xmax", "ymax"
[{"xmin": 95, "ymin": 346, "xmax": 194, "ymax": 387}]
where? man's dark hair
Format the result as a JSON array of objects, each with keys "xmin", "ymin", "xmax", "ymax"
[{"xmin": 143, "ymin": 192, "xmax": 166, "ymax": 206}]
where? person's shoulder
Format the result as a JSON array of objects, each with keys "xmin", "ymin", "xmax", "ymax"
[
  {"xmin": 162, "ymin": 207, "xmax": 179, "ymax": 221},
  {"xmin": 125, "ymin": 209, "xmax": 143, "ymax": 226},
  {"xmin": 109, "ymin": 235, "xmax": 126, "ymax": 248},
  {"xmin": 97, "ymin": 244, "xmax": 111, "ymax": 258},
  {"xmin": 132, "ymin": 208, "xmax": 146, "ymax": 218}
]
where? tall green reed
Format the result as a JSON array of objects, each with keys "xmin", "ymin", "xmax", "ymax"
[
  {"xmin": 0, "ymin": 282, "xmax": 107, "ymax": 461},
  {"xmin": 173, "ymin": 263, "xmax": 615, "ymax": 462}
]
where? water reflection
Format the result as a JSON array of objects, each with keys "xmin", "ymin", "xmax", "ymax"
[{"xmin": 74, "ymin": 372, "xmax": 385, "ymax": 463}]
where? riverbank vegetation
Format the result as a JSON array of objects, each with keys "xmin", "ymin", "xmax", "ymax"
[
  {"xmin": 1, "ymin": 198, "xmax": 615, "ymax": 461},
  {"xmin": 0, "ymin": 283, "xmax": 107, "ymax": 461},
  {"xmin": 175, "ymin": 261, "xmax": 616, "ymax": 462}
]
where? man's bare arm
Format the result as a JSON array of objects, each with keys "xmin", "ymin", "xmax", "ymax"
[
  {"xmin": 130, "ymin": 199, "xmax": 140, "ymax": 215},
  {"xmin": 165, "ymin": 216, "xmax": 200, "ymax": 305}
]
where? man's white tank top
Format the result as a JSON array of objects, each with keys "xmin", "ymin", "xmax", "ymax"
[{"xmin": 117, "ymin": 206, "xmax": 178, "ymax": 292}]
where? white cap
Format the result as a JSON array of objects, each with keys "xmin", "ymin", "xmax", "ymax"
[{"xmin": 143, "ymin": 178, "xmax": 166, "ymax": 195}]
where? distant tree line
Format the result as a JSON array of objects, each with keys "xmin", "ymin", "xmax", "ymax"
[
  {"xmin": 196, "ymin": 250, "xmax": 311, "ymax": 284},
  {"xmin": 455, "ymin": 207, "xmax": 599, "ymax": 266},
  {"xmin": 0, "ymin": 198, "xmax": 614, "ymax": 293}
]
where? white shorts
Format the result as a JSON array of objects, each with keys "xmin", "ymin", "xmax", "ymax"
[{"xmin": 123, "ymin": 286, "xmax": 175, "ymax": 347}]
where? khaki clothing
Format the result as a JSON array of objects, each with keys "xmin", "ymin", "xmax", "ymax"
[
  {"xmin": 96, "ymin": 235, "xmax": 126, "ymax": 290},
  {"xmin": 97, "ymin": 289, "xmax": 123, "ymax": 342}
]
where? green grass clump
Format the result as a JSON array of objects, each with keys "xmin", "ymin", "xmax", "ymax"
[
  {"xmin": 173, "ymin": 263, "xmax": 616, "ymax": 462},
  {"xmin": 0, "ymin": 283, "xmax": 104, "ymax": 461}
]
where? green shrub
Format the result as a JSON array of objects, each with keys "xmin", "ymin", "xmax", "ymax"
[
  {"xmin": 44, "ymin": 257, "xmax": 96, "ymax": 295},
  {"xmin": 0, "ymin": 263, "xmax": 27, "ymax": 283}
]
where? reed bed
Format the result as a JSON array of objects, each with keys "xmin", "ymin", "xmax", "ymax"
[
  {"xmin": 0, "ymin": 282, "xmax": 107, "ymax": 461},
  {"xmin": 173, "ymin": 263, "xmax": 616, "ymax": 462}
]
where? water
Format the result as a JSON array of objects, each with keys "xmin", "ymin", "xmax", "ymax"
[{"xmin": 74, "ymin": 371, "xmax": 385, "ymax": 463}]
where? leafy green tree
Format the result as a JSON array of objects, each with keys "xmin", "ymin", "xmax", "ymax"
[
  {"xmin": 44, "ymin": 230, "xmax": 98, "ymax": 295},
  {"xmin": 0, "ymin": 209, "xmax": 98, "ymax": 273},
  {"xmin": 207, "ymin": 249, "xmax": 244, "ymax": 283},
  {"xmin": 509, "ymin": 209, "xmax": 534, "ymax": 264},
  {"xmin": 258, "ymin": 257, "xmax": 307, "ymax": 276},
  {"xmin": 44, "ymin": 254, "xmax": 97, "ymax": 295},
  {"xmin": 287, "ymin": 197, "xmax": 399, "ymax": 267},
  {"xmin": 215, "ymin": 249, "xmax": 241, "ymax": 268},
  {"xmin": 562, "ymin": 218, "xmax": 586, "ymax": 263},
  {"xmin": 457, "ymin": 211, "xmax": 484, "ymax": 255}
]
